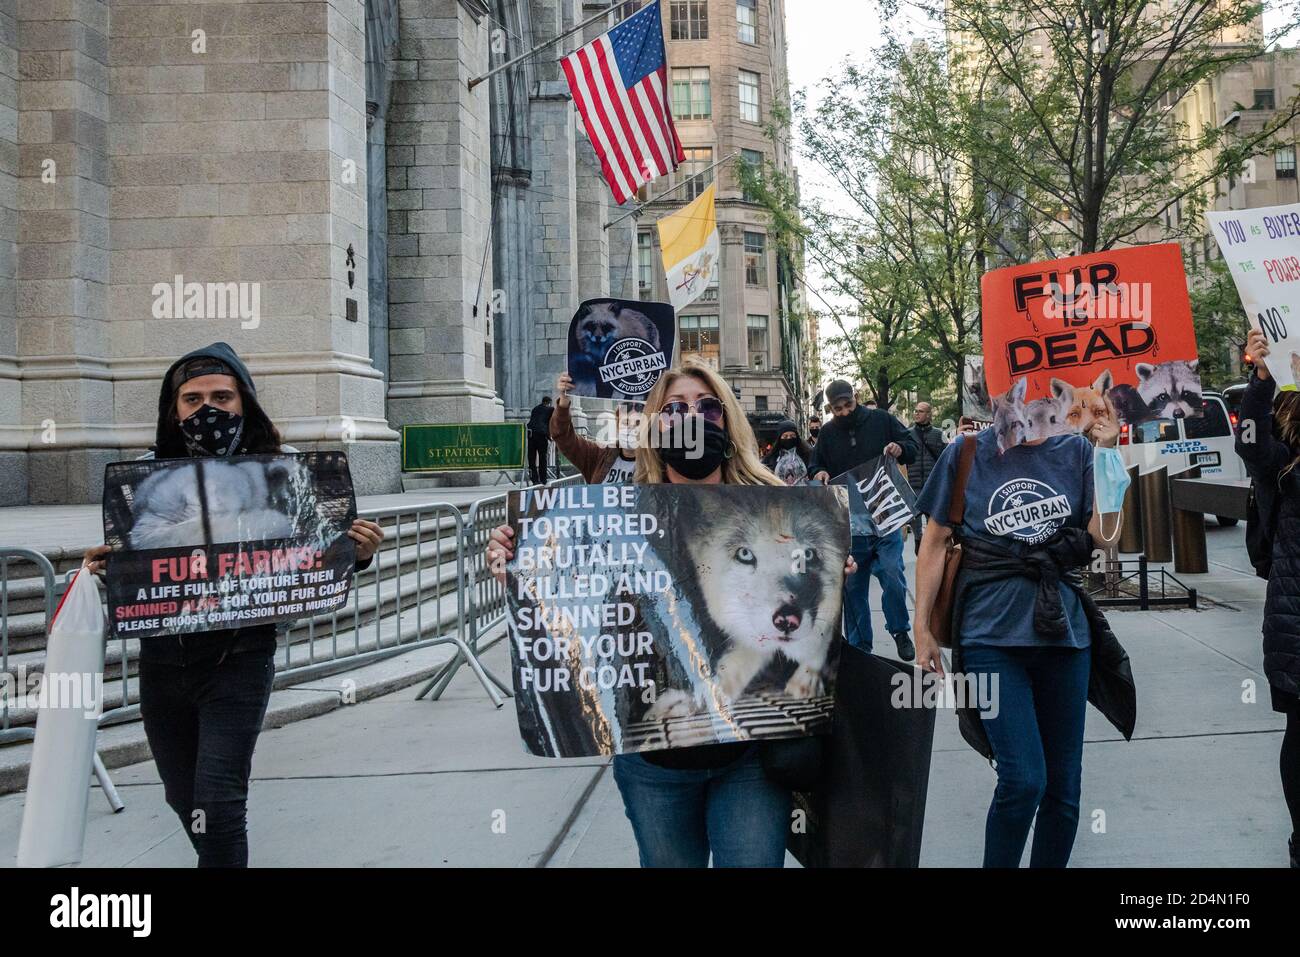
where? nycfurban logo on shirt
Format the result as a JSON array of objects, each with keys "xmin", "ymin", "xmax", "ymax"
[{"xmin": 984, "ymin": 479, "xmax": 1072, "ymax": 544}]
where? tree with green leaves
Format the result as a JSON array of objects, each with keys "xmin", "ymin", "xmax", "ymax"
[
  {"xmin": 1189, "ymin": 257, "xmax": 1251, "ymax": 388},
  {"xmin": 913, "ymin": 0, "xmax": 1300, "ymax": 254}
]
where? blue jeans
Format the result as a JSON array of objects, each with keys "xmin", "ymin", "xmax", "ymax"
[
  {"xmin": 843, "ymin": 532, "xmax": 910, "ymax": 652},
  {"xmin": 962, "ymin": 644, "xmax": 1091, "ymax": 868},
  {"xmin": 612, "ymin": 746, "xmax": 791, "ymax": 867}
]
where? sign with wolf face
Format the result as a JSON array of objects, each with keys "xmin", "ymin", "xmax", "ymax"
[
  {"xmin": 981, "ymin": 244, "xmax": 1201, "ymax": 451},
  {"xmin": 1207, "ymin": 203, "xmax": 1300, "ymax": 391},
  {"xmin": 566, "ymin": 298, "xmax": 676, "ymax": 402},
  {"xmin": 832, "ymin": 455, "xmax": 917, "ymax": 537},
  {"xmin": 505, "ymin": 483, "xmax": 851, "ymax": 757},
  {"xmin": 102, "ymin": 453, "xmax": 357, "ymax": 639}
]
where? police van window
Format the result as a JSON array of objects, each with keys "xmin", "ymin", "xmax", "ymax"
[
  {"xmin": 1131, "ymin": 418, "xmax": 1178, "ymax": 444},
  {"xmin": 1183, "ymin": 399, "xmax": 1230, "ymax": 439}
]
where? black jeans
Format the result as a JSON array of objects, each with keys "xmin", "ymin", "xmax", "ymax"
[
  {"xmin": 527, "ymin": 433, "xmax": 550, "ymax": 485},
  {"xmin": 139, "ymin": 648, "xmax": 275, "ymax": 867}
]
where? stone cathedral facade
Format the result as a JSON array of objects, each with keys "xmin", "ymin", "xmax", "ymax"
[{"xmin": 0, "ymin": 0, "xmax": 801, "ymax": 505}]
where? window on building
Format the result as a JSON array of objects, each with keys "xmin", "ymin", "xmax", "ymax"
[
  {"xmin": 744, "ymin": 231, "xmax": 767, "ymax": 286},
  {"xmin": 739, "ymin": 70, "xmax": 761, "ymax": 123},
  {"xmin": 1253, "ymin": 88, "xmax": 1276, "ymax": 111},
  {"xmin": 747, "ymin": 314, "xmax": 768, "ymax": 366},
  {"xmin": 737, "ymin": 0, "xmax": 756, "ymax": 44},
  {"xmin": 754, "ymin": 395, "xmax": 768, "ymax": 411},
  {"xmin": 680, "ymin": 146, "xmax": 714, "ymax": 201},
  {"xmin": 740, "ymin": 148, "xmax": 763, "ymax": 202},
  {"xmin": 679, "ymin": 314, "xmax": 720, "ymax": 367},
  {"xmin": 638, "ymin": 232, "xmax": 654, "ymax": 298},
  {"xmin": 1277, "ymin": 146, "xmax": 1297, "ymax": 180},
  {"xmin": 671, "ymin": 67, "xmax": 711, "ymax": 119},
  {"xmin": 670, "ymin": 1, "xmax": 708, "ymax": 39}
]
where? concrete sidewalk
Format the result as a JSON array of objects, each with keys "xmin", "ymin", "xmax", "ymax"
[{"xmin": 1, "ymin": 522, "xmax": 1291, "ymax": 867}]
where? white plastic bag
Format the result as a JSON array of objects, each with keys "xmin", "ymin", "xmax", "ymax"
[{"xmin": 16, "ymin": 568, "xmax": 106, "ymax": 867}]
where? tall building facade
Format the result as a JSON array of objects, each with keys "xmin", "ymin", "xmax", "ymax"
[
  {"xmin": 0, "ymin": 0, "xmax": 808, "ymax": 506},
  {"xmin": 632, "ymin": 0, "xmax": 812, "ymax": 440}
]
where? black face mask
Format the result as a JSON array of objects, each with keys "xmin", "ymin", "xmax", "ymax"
[
  {"xmin": 776, "ymin": 436, "xmax": 798, "ymax": 450},
  {"xmin": 658, "ymin": 419, "xmax": 731, "ymax": 480},
  {"xmin": 180, "ymin": 404, "xmax": 244, "ymax": 457}
]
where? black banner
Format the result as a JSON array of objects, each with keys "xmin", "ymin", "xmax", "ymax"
[
  {"xmin": 102, "ymin": 453, "xmax": 357, "ymax": 639},
  {"xmin": 833, "ymin": 454, "xmax": 917, "ymax": 537},
  {"xmin": 506, "ymin": 483, "xmax": 851, "ymax": 757}
]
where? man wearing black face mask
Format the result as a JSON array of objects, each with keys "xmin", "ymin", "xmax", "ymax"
[
  {"xmin": 82, "ymin": 342, "xmax": 384, "ymax": 867},
  {"xmin": 810, "ymin": 380, "xmax": 919, "ymax": 661},
  {"xmin": 807, "ymin": 415, "xmax": 822, "ymax": 447}
]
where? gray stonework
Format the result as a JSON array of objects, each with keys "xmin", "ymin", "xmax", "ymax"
[
  {"xmin": 0, "ymin": 0, "xmax": 635, "ymax": 502},
  {"xmin": 384, "ymin": 0, "xmax": 502, "ymax": 430}
]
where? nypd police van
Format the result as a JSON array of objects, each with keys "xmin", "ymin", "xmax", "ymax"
[{"xmin": 1119, "ymin": 392, "xmax": 1246, "ymax": 525}]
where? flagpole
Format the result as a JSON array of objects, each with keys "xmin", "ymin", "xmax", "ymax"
[
  {"xmin": 467, "ymin": 1, "xmax": 637, "ymax": 91},
  {"xmin": 603, "ymin": 150, "xmax": 741, "ymax": 230}
]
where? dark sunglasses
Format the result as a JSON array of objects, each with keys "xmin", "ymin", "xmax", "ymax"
[{"xmin": 659, "ymin": 396, "xmax": 725, "ymax": 425}]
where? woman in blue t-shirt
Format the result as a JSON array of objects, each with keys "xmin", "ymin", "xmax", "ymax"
[{"xmin": 913, "ymin": 412, "xmax": 1120, "ymax": 868}]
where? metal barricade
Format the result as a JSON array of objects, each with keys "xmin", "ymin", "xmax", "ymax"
[
  {"xmin": 416, "ymin": 473, "xmax": 583, "ymax": 704},
  {"xmin": 0, "ymin": 548, "xmax": 56, "ymax": 747}
]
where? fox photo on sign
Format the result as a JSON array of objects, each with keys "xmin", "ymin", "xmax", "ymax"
[
  {"xmin": 566, "ymin": 298, "xmax": 676, "ymax": 402},
  {"xmin": 102, "ymin": 452, "xmax": 357, "ymax": 640},
  {"xmin": 505, "ymin": 483, "xmax": 851, "ymax": 758},
  {"xmin": 981, "ymin": 243, "xmax": 1201, "ymax": 450},
  {"xmin": 1207, "ymin": 202, "xmax": 1300, "ymax": 390}
]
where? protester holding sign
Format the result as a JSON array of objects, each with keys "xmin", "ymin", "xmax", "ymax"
[
  {"xmin": 551, "ymin": 372, "xmax": 639, "ymax": 484},
  {"xmin": 912, "ymin": 411, "xmax": 1135, "ymax": 868},
  {"xmin": 1233, "ymin": 329, "xmax": 1300, "ymax": 868},
  {"xmin": 761, "ymin": 419, "xmax": 812, "ymax": 486},
  {"xmin": 82, "ymin": 342, "xmax": 384, "ymax": 868},
  {"xmin": 810, "ymin": 379, "xmax": 918, "ymax": 660},
  {"xmin": 488, "ymin": 358, "xmax": 858, "ymax": 868}
]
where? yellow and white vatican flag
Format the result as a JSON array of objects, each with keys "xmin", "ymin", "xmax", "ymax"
[{"xmin": 656, "ymin": 183, "xmax": 719, "ymax": 313}]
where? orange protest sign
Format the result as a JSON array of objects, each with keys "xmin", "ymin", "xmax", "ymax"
[{"xmin": 980, "ymin": 243, "xmax": 1201, "ymax": 450}]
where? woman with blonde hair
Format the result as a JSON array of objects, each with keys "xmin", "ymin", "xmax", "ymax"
[{"xmin": 488, "ymin": 357, "xmax": 856, "ymax": 867}]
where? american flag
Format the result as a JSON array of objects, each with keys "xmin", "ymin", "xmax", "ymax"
[{"xmin": 561, "ymin": 0, "xmax": 685, "ymax": 205}]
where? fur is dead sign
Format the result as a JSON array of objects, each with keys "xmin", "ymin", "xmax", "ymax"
[{"xmin": 980, "ymin": 243, "xmax": 1201, "ymax": 450}]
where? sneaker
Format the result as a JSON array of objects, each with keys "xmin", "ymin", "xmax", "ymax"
[{"xmin": 892, "ymin": 630, "xmax": 915, "ymax": 662}]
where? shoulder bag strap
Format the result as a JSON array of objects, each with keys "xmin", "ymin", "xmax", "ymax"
[{"xmin": 947, "ymin": 434, "xmax": 978, "ymax": 527}]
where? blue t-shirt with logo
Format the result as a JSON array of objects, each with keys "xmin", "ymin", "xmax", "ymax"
[{"xmin": 915, "ymin": 427, "xmax": 1093, "ymax": 649}]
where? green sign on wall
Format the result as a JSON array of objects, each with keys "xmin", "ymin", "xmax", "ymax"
[{"xmin": 401, "ymin": 423, "xmax": 526, "ymax": 473}]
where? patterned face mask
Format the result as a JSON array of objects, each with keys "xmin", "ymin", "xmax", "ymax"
[{"xmin": 180, "ymin": 404, "xmax": 244, "ymax": 457}]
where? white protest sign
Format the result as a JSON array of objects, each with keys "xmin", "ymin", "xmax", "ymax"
[{"xmin": 1206, "ymin": 203, "xmax": 1300, "ymax": 389}]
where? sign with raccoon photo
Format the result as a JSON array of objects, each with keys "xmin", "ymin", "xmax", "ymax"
[
  {"xmin": 832, "ymin": 455, "xmax": 917, "ymax": 537},
  {"xmin": 102, "ymin": 453, "xmax": 358, "ymax": 640},
  {"xmin": 566, "ymin": 298, "xmax": 676, "ymax": 402},
  {"xmin": 981, "ymin": 243, "xmax": 1201, "ymax": 451},
  {"xmin": 1207, "ymin": 202, "xmax": 1300, "ymax": 390},
  {"xmin": 505, "ymin": 483, "xmax": 851, "ymax": 757}
]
